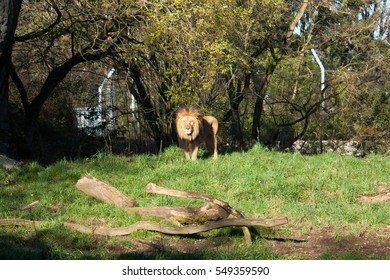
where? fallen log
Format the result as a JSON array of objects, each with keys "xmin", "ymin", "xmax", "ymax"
[
  {"xmin": 146, "ymin": 183, "xmax": 252, "ymax": 242},
  {"xmin": 75, "ymin": 176, "xmax": 139, "ymax": 207},
  {"xmin": 146, "ymin": 183, "xmax": 219, "ymax": 201},
  {"xmin": 64, "ymin": 217, "xmax": 288, "ymax": 237},
  {"xmin": 0, "ymin": 177, "xmax": 289, "ymax": 244},
  {"xmin": 71, "ymin": 176, "xmax": 288, "ymax": 242},
  {"xmin": 124, "ymin": 203, "xmax": 229, "ymax": 223},
  {"xmin": 0, "ymin": 217, "xmax": 288, "ymax": 237},
  {"xmin": 146, "ymin": 183, "xmax": 244, "ymax": 217},
  {"xmin": 75, "ymin": 176, "xmax": 229, "ymax": 223},
  {"xmin": 1, "ymin": 215, "xmax": 287, "ymax": 242},
  {"xmin": 46, "ymin": 202, "xmax": 64, "ymax": 213},
  {"xmin": 19, "ymin": 201, "xmax": 39, "ymax": 211},
  {"xmin": 0, "ymin": 219, "xmax": 43, "ymax": 227}
]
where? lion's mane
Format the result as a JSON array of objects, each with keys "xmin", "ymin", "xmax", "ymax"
[{"xmin": 175, "ymin": 106, "xmax": 218, "ymax": 160}]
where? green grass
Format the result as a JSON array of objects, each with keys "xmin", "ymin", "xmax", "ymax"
[{"xmin": 1, "ymin": 145, "xmax": 389, "ymax": 259}]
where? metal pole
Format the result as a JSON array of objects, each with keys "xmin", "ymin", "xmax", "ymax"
[
  {"xmin": 98, "ymin": 68, "xmax": 115, "ymax": 117},
  {"xmin": 311, "ymin": 49, "xmax": 326, "ymax": 110}
]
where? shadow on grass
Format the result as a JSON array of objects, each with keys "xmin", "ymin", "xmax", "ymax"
[
  {"xmin": 0, "ymin": 233, "xmax": 50, "ymax": 260},
  {"xmin": 0, "ymin": 227, "xmax": 108, "ymax": 260},
  {"xmin": 0, "ymin": 225, "xmax": 301, "ymax": 260}
]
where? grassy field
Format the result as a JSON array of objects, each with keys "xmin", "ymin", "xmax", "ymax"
[{"xmin": 1, "ymin": 145, "xmax": 389, "ymax": 259}]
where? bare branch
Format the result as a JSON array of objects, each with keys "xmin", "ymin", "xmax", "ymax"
[
  {"xmin": 286, "ymin": 0, "xmax": 309, "ymax": 41},
  {"xmin": 63, "ymin": 218, "xmax": 288, "ymax": 237},
  {"xmin": 15, "ymin": 1, "xmax": 62, "ymax": 42}
]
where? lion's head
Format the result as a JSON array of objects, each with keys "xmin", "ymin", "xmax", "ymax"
[{"xmin": 176, "ymin": 106, "xmax": 202, "ymax": 141}]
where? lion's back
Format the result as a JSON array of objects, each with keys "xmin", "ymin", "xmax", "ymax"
[{"xmin": 202, "ymin": 116, "xmax": 218, "ymax": 135}]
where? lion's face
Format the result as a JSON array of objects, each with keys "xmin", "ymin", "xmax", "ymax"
[
  {"xmin": 180, "ymin": 116, "xmax": 197, "ymax": 136},
  {"xmin": 176, "ymin": 106, "xmax": 202, "ymax": 141}
]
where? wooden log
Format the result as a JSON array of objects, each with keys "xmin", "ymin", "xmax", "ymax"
[
  {"xmin": 0, "ymin": 217, "xmax": 288, "ymax": 236},
  {"xmin": 2, "ymin": 178, "xmax": 289, "ymax": 243},
  {"xmin": 19, "ymin": 201, "xmax": 39, "ymax": 211},
  {"xmin": 75, "ymin": 176, "xmax": 229, "ymax": 223},
  {"xmin": 146, "ymin": 183, "xmax": 245, "ymax": 218},
  {"xmin": 146, "ymin": 183, "xmax": 252, "ymax": 243},
  {"xmin": 146, "ymin": 183, "xmax": 217, "ymax": 201},
  {"xmin": 0, "ymin": 219, "xmax": 43, "ymax": 227},
  {"xmin": 46, "ymin": 202, "xmax": 64, "ymax": 213},
  {"xmin": 123, "ymin": 203, "xmax": 229, "ymax": 223},
  {"xmin": 0, "ymin": 216, "xmax": 288, "ymax": 237},
  {"xmin": 73, "ymin": 177, "xmax": 286, "ymax": 242},
  {"xmin": 75, "ymin": 176, "xmax": 139, "ymax": 207},
  {"xmin": 63, "ymin": 217, "xmax": 289, "ymax": 237}
]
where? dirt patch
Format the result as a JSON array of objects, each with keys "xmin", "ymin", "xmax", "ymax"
[
  {"xmin": 268, "ymin": 226, "xmax": 390, "ymax": 259},
  {"xmin": 118, "ymin": 226, "xmax": 390, "ymax": 259}
]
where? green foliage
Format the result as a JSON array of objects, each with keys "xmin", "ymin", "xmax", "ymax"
[
  {"xmin": 7, "ymin": 0, "xmax": 390, "ymax": 165},
  {"xmin": 1, "ymin": 147, "xmax": 389, "ymax": 259}
]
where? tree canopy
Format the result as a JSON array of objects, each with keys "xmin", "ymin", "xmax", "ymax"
[{"xmin": 1, "ymin": 0, "xmax": 389, "ymax": 161}]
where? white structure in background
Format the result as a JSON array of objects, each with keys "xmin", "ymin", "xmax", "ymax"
[
  {"xmin": 311, "ymin": 49, "xmax": 326, "ymax": 110},
  {"xmin": 102, "ymin": 68, "xmax": 116, "ymax": 133},
  {"xmin": 75, "ymin": 68, "xmax": 116, "ymax": 136},
  {"xmin": 130, "ymin": 91, "xmax": 140, "ymax": 134},
  {"xmin": 74, "ymin": 106, "xmax": 102, "ymax": 135}
]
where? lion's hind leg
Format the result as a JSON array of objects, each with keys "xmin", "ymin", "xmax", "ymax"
[
  {"xmin": 212, "ymin": 135, "xmax": 218, "ymax": 159},
  {"xmin": 205, "ymin": 135, "xmax": 218, "ymax": 159}
]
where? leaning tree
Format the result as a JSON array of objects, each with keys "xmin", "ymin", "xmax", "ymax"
[{"xmin": 0, "ymin": 0, "xmax": 23, "ymax": 157}]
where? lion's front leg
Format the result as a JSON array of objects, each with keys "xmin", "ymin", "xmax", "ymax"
[
  {"xmin": 184, "ymin": 142, "xmax": 191, "ymax": 160},
  {"xmin": 178, "ymin": 138, "xmax": 191, "ymax": 160},
  {"xmin": 191, "ymin": 143, "xmax": 199, "ymax": 160}
]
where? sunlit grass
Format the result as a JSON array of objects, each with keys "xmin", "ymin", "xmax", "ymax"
[{"xmin": 0, "ymin": 145, "xmax": 389, "ymax": 259}]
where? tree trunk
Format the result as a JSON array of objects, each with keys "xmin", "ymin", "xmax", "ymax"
[
  {"xmin": 251, "ymin": 64, "xmax": 276, "ymax": 142},
  {"xmin": 225, "ymin": 74, "xmax": 248, "ymax": 150},
  {"xmin": 128, "ymin": 64, "xmax": 170, "ymax": 148},
  {"xmin": 250, "ymin": 0, "xmax": 309, "ymax": 144},
  {"xmin": 0, "ymin": 0, "xmax": 22, "ymax": 157}
]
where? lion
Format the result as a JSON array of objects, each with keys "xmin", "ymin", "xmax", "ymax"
[{"xmin": 175, "ymin": 106, "xmax": 218, "ymax": 160}]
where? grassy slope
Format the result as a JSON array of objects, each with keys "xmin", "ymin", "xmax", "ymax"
[{"xmin": 0, "ymin": 145, "xmax": 389, "ymax": 259}]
